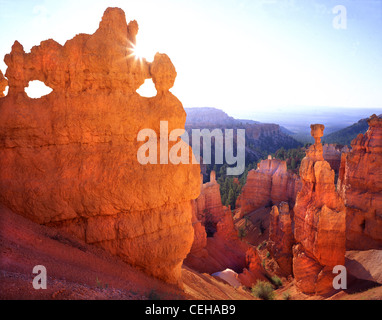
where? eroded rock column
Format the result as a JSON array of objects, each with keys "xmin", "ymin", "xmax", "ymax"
[{"xmin": 293, "ymin": 124, "xmax": 346, "ymax": 295}]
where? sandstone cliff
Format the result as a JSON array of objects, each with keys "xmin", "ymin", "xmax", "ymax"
[
  {"xmin": 268, "ymin": 202, "xmax": 294, "ymax": 276},
  {"xmin": 235, "ymin": 158, "xmax": 301, "ymax": 216},
  {"xmin": 185, "ymin": 171, "xmax": 266, "ymax": 287},
  {"xmin": 293, "ymin": 124, "xmax": 346, "ymax": 295},
  {"xmin": 337, "ymin": 114, "xmax": 382, "ymax": 250},
  {"xmin": 0, "ymin": 7, "xmax": 200, "ymax": 285}
]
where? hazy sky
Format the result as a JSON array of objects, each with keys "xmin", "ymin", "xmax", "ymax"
[{"xmin": 0, "ymin": 0, "xmax": 381, "ymax": 119}]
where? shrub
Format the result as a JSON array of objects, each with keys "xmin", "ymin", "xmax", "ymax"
[
  {"xmin": 271, "ymin": 276, "xmax": 283, "ymax": 288},
  {"xmin": 251, "ymin": 280, "xmax": 275, "ymax": 300},
  {"xmin": 96, "ymin": 277, "xmax": 109, "ymax": 290},
  {"xmin": 282, "ymin": 291, "xmax": 292, "ymax": 300},
  {"xmin": 238, "ymin": 226, "xmax": 247, "ymax": 240}
]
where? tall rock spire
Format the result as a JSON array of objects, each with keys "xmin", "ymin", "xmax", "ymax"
[{"xmin": 293, "ymin": 124, "xmax": 346, "ymax": 295}]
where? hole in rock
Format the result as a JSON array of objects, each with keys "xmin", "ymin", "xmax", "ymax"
[
  {"xmin": 137, "ymin": 79, "xmax": 156, "ymax": 97},
  {"xmin": 25, "ymin": 80, "xmax": 53, "ymax": 98},
  {"xmin": 2, "ymin": 86, "xmax": 8, "ymax": 97}
]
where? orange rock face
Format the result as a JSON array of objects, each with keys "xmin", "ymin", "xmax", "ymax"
[
  {"xmin": 238, "ymin": 247, "xmax": 268, "ymax": 288},
  {"xmin": 185, "ymin": 172, "xmax": 245, "ymax": 272},
  {"xmin": 268, "ymin": 202, "xmax": 294, "ymax": 276},
  {"xmin": 0, "ymin": 7, "xmax": 201, "ymax": 285},
  {"xmin": 293, "ymin": 124, "xmax": 346, "ymax": 295},
  {"xmin": 185, "ymin": 172, "xmax": 266, "ymax": 287},
  {"xmin": 337, "ymin": 115, "xmax": 382, "ymax": 250},
  {"xmin": 236, "ymin": 158, "xmax": 301, "ymax": 215}
]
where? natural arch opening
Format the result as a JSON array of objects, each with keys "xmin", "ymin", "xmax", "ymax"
[
  {"xmin": 137, "ymin": 79, "xmax": 156, "ymax": 97},
  {"xmin": 1, "ymin": 86, "xmax": 8, "ymax": 97},
  {"xmin": 25, "ymin": 80, "xmax": 53, "ymax": 98}
]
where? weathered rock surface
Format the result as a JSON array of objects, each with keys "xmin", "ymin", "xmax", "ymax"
[
  {"xmin": 0, "ymin": 7, "xmax": 200, "ymax": 285},
  {"xmin": 185, "ymin": 171, "xmax": 266, "ymax": 287},
  {"xmin": 268, "ymin": 202, "xmax": 294, "ymax": 276},
  {"xmin": 235, "ymin": 158, "xmax": 301, "ymax": 216},
  {"xmin": 189, "ymin": 199, "xmax": 208, "ymax": 254},
  {"xmin": 237, "ymin": 247, "xmax": 268, "ymax": 288},
  {"xmin": 293, "ymin": 124, "xmax": 346, "ymax": 295},
  {"xmin": 337, "ymin": 115, "xmax": 382, "ymax": 250},
  {"xmin": 185, "ymin": 171, "xmax": 246, "ymax": 273}
]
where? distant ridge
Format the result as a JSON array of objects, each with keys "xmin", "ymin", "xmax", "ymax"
[
  {"xmin": 184, "ymin": 107, "xmax": 302, "ymax": 167},
  {"xmin": 323, "ymin": 114, "xmax": 381, "ymax": 146},
  {"xmin": 185, "ymin": 107, "xmax": 239, "ymax": 126},
  {"xmin": 185, "ymin": 107, "xmax": 287, "ymax": 131}
]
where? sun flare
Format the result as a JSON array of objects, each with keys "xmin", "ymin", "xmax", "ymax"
[{"xmin": 131, "ymin": 44, "xmax": 145, "ymax": 60}]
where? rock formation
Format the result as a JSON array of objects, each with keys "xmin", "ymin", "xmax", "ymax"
[
  {"xmin": 185, "ymin": 171, "xmax": 266, "ymax": 287},
  {"xmin": 337, "ymin": 115, "xmax": 382, "ymax": 250},
  {"xmin": 237, "ymin": 247, "xmax": 268, "ymax": 288},
  {"xmin": 0, "ymin": 70, "xmax": 7, "ymax": 97},
  {"xmin": 323, "ymin": 144, "xmax": 349, "ymax": 174},
  {"xmin": 189, "ymin": 199, "xmax": 208, "ymax": 254},
  {"xmin": 185, "ymin": 171, "xmax": 246, "ymax": 272},
  {"xmin": 235, "ymin": 158, "xmax": 301, "ymax": 216},
  {"xmin": 293, "ymin": 124, "xmax": 346, "ymax": 295},
  {"xmin": 0, "ymin": 7, "xmax": 201, "ymax": 285},
  {"xmin": 268, "ymin": 202, "xmax": 294, "ymax": 276}
]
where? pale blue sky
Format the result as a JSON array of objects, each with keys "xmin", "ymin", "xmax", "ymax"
[{"xmin": 0, "ymin": 0, "xmax": 381, "ymax": 118}]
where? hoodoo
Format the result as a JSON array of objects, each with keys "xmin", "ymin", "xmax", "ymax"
[
  {"xmin": 337, "ymin": 114, "xmax": 382, "ymax": 250},
  {"xmin": 0, "ymin": 7, "xmax": 201, "ymax": 285},
  {"xmin": 292, "ymin": 124, "xmax": 346, "ymax": 295}
]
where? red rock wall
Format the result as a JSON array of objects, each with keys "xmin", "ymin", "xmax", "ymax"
[
  {"xmin": 236, "ymin": 159, "xmax": 301, "ymax": 215},
  {"xmin": 268, "ymin": 202, "xmax": 294, "ymax": 276},
  {"xmin": 337, "ymin": 115, "xmax": 382, "ymax": 250},
  {"xmin": 0, "ymin": 8, "xmax": 200, "ymax": 285},
  {"xmin": 185, "ymin": 172, "xmax": 266, "ymax": 286}
]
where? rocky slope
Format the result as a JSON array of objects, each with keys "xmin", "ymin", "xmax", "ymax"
[
  {"xmin": 0, "ymin": 7, "xmax": 200, "ymax": 285},
  {"xmin": 0, "ymin": 205, "xmax": 255, "ymax": 300},
  {"xmin": 337, "ymin": 114, "xmax": 382, "ymax": 250}
]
